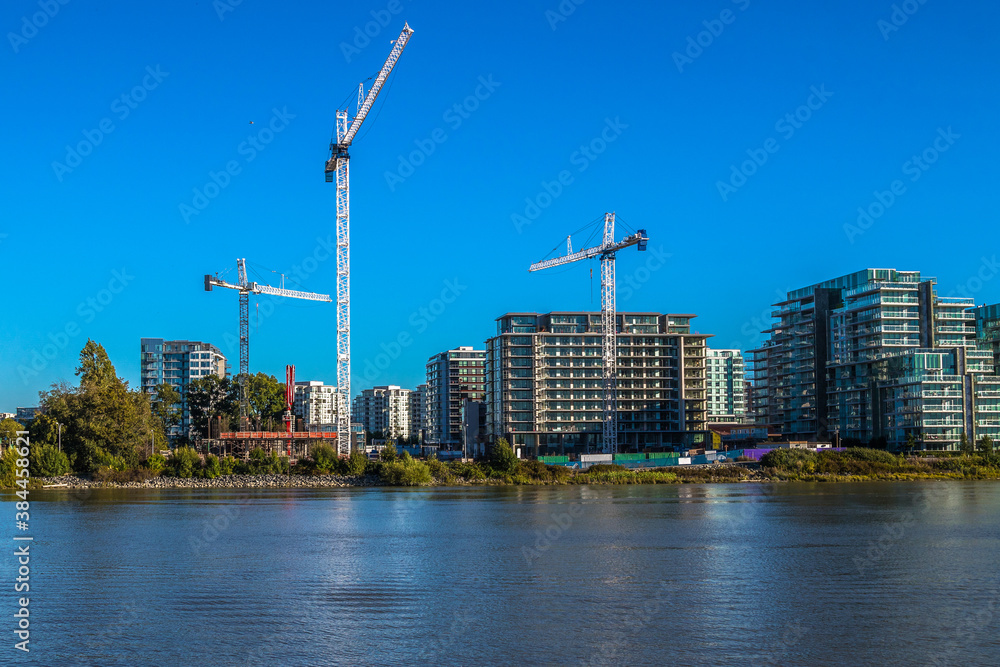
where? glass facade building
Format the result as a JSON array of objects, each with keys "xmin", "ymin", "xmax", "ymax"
[
  {"xmin": 748, "ymin": 269, "xmax": 1000, "ymax": 449},
  {"xmin": 140, "ymin": 338, "xmax": 227, "ymax": 439},
  {"xmin": 425, "ymin": 347, "xmax": 486, "ymax": 448}
]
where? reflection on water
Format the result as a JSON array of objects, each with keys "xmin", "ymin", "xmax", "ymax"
[{"xmin": 2, "ymin": 482, "xmax": 999, "ymax": 665}]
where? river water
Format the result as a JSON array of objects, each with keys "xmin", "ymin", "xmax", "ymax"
[{"xmin": 2, "ymin": 482, "xmax": 999, "ymax": 666}]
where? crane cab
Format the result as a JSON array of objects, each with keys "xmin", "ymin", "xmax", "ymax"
[{"xmin": 637, "ymin": 230, "xmax": 648, "ymax": 251}]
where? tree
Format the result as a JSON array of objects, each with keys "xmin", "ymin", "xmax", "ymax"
[
  {"xmin": 380, "ymin": 440, "xmax": 398, "ymax": 462},
  {"xmin": 959, "ymin": 432, "xmax": 975, "ymax": 455},
  {"xmin": 904, "ymin": 433, "xmax": 918, "ymax": 454},
  {"xmin": 39, "ymin": 340, "xmax": 166, "ymax": 473},
  {"xmin": 0, "ymin": 419, "xmax": 24, "ymax": 447},
  {"xmin": 977, "ymin": 435, "xmax": 995, "ymax": 454},
  {"xmin": 29, "ymin": 443, "xmax": 70, "ymax": 477},
  {"xmin": 489, "ymin": 438, "xmax": 518, "ymax": 475},
  {"xmin": 151, "ymin": 383, "xmax": 182, "ymax": 433},
  {"xmin": 188, "ymin": 375, "xmax": 234, "ymax": 437},
  {"xmin": 247, "ymin": 373, "xmax": 286, "ymax": 429},
  {"xmin": 28, "ymin": 413, "xmax": 59, "ymax": 447}
]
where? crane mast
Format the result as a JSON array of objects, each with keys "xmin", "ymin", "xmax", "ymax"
[
  {"xmin": 205, "ymin": 259, "xmax": 332, "ymax": 430},
  {"xmin": 529, "ymin": 213, "xmax": 648, "ymax": 454},
  {"xmin": 325, "ymin": 22, "xmax": 414, "ymax": 455}
]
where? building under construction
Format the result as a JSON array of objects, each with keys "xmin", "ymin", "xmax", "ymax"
[{"xmin": 485, "ymin": 312, "xmax": 711, "ymax": 457}]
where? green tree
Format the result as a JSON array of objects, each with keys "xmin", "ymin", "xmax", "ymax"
[
  {"xmin": 39, "ymin": 340, "xmax": 166, "ymax": 473},
  {"xmin": 27, "ymin": 413, "xmax": 59, "ymax": 447},
  {"xmin": 977, "ymin": 435, "xmax": 995, "ymax": 454},
  {"xmin": 188, "ymin": 375, "xmax": 235, "ymax": 437},
  {"xmin": 959, "ymin": 432, "xmax": 975, "ymax": 455},
  {"xmin": 904, "ymin": 432, "xmax": 918, "ymax": 454},
  {"xmin": 151, "ymin": 383, "xmax": 182, "ymax": 433},
  {"xmin": 247, "ymin": 373, "xmax": 286, "ymax": 429},
  {"xmin": 0, "ymin": 419, "xmax": 24, "ymax": 446},
  {"xmin": 28, "ymin": 443, "xmax": 70, "ymax": 477},
  {"xmin": 489, "ymin": 438, "xmax": 518, "ymax": 475},
  {"xmin": 379, "ymin": 440, "xmax": 398, "ymax": 462}
]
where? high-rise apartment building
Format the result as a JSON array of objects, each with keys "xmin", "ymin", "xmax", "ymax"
[
  {"xmin": 351, "ymin": 385, "xmax": 413, "ymax": 441},
  {"xmin": 748, "ymin": 269, "xmax": 1000, "ymax": 449},
  {"xmin": 140, "ymin": 338, "xmax": 227, "ymax": 438},
  {"xmin": 425, "ymin": 347, "xmax": 486, "ymax": 448},
  {"xmin": 294, "ymin": 381, "xmax": 339, "ymax": 427},
  {"xmin": 973, "ymin": 303, "xmax": 1000, "ymax": 373},
  {"xmin": 409, "ymin": 384, "xmax": 427, "ymax": 443},
  {"xmin": 706, "ymin": 349, "xmax": 746, "ymax": 423},
  {"xmin": 485, "ymin": 312, "xmax": 710, "ymax": 457}
]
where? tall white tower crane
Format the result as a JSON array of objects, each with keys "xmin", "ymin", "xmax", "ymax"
[
  {"xmin": 529, "ymin": 213, "xmax": 648, "ymax": 454},
  {"xmin": 205, "ymin": 259, "xmax": 332, "ymax": 430},
  {"xmin": 325, "ymin": 22, "xmax": 414, "ymax": 455}
]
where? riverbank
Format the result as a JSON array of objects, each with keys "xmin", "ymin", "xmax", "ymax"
[{"xmin": 23, "ymin": 462, "xmax": 1000, "ymax": 491}]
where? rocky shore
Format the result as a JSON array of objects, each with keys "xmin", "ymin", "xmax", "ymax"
[{"xmin": 38, "ymin": 474, "xmax": 382, "ymax": 490}]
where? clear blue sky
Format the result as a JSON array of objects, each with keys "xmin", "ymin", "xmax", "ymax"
[{"xmin": 2, "ymin": 0, "xmax": 999, "ymax": 410}]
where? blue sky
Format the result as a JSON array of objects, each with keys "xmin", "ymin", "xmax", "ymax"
[{"xmin": 2, "ymin": 0, "xmax": 999, "ymax": 409}]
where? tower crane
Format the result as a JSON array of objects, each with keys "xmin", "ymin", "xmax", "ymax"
[
  {"xmin": 205, "ymin": 259, "xmax": 332, "ymax": 430},
  {"xmin": 325, "ymin": 22, "xmax": 414, "ymax": 455},
  {"xmin": 529, "ymin": 213, "xmax": 648, "ymax": 454}
]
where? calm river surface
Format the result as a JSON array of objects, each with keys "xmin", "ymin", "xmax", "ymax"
[{"xmin": 2, "ymin": 482, "xmax": 999, "ymax": 666}]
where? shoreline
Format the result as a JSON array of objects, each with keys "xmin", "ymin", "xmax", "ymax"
[{"xmin": 14, "ymin": 467, "xmax": 1000, "ymax": 491}]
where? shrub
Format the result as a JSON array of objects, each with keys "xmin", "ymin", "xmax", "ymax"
[
  {"xmin": 168, "ymin": 446, "xmax": 202, "ymax": 478},
  {"xmin": 345, "ymin": 450, "xmax": 368, "ymax": 476},
  {"xmin": 143, "ymin": 453, "xmax": 167, "ymax": 475},
  {"xmin": 586, "ymin": 463, "xmax": 627, "ymax": 474},
  {"xmin": 379, "ymin": 458, "xmax": 432, "ymax": 486},
  {"xmin": 0, "ymin": 446, "xmax": 20, "ymax": 488},
  {"xmin": 840, "ymin": 448, "xmax": 899, "ymax": 465},
  {"xmin": 93, "ymin": 467, "xmax": 157, "ymax": 484},
  {"xmin": 29, "ymin": 443, "xmax": 71, "ymax": 477},
  {"xmin": 202, "ymin": 454, "xmax": 221, "ymax": 479},
  {"xmin": 380, "ymin": 442, "xmax": 398, "ymax": 462},
  {"xmin": 489, "ymin": 439, "xmax": 518, "ymax": 476},
  {"xmin": 449, "ymin": 461, "xmax": 487, "ymax": 481},
  {"xmin": 759, "ymin": 448, "xmax": 817, "ymax": 470},
  {"xmin": 310, "ymin": 443, "xmax": 339, "ymax": 474},
  {"xmin": 426, "ymin": 457, "xmax": 454, "ymax": 483},
  {"xmin": 220, "ymin": 456, "xmax": 237, "ymax": 475}
]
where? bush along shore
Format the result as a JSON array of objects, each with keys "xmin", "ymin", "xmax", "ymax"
[{"xmin": 7, "ymin": 442, "xmax": 1000, "ymax": 490}]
